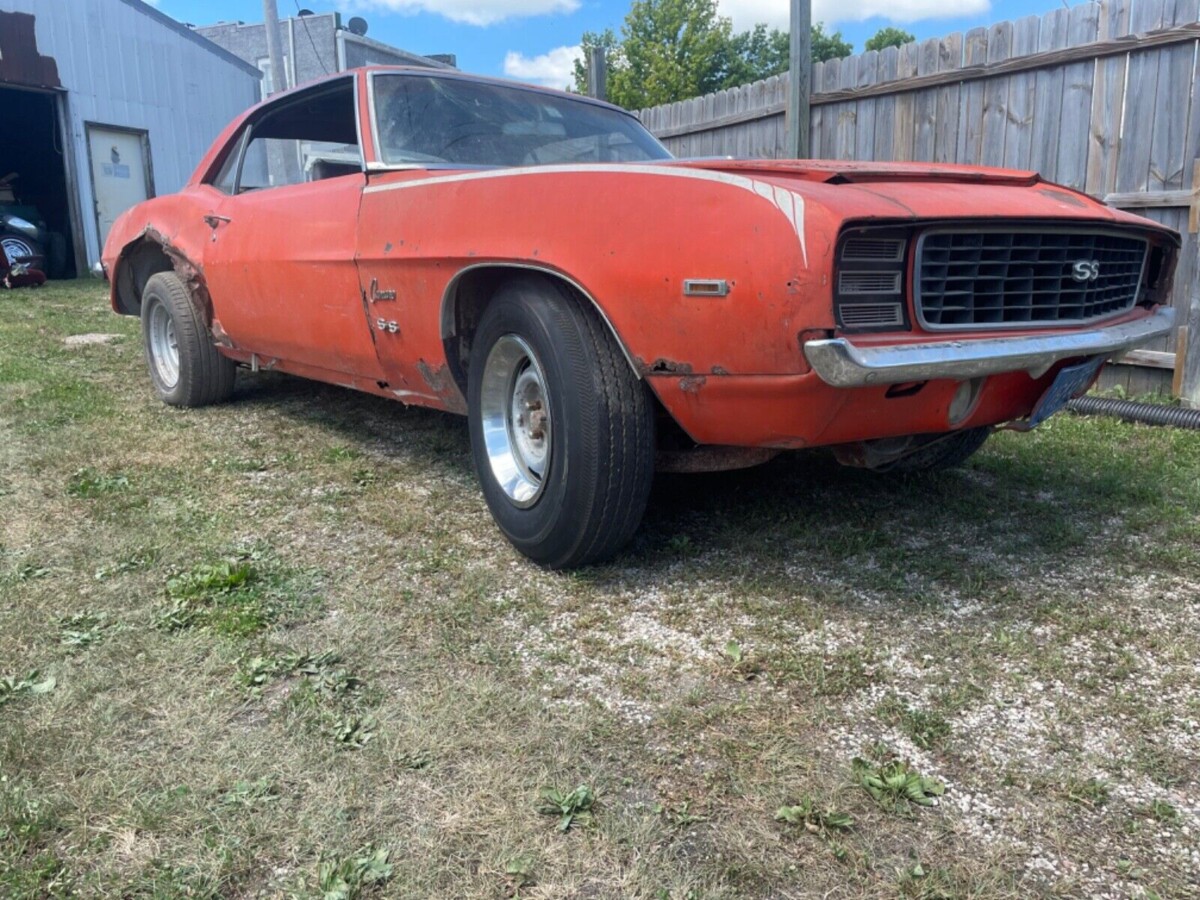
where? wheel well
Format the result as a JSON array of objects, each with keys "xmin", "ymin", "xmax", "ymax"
[
  {"xmin": 113, "ymin": 239, "xmax": 173, "ymax": 316},
  {"xmin": 441, "ymin": 265, "xmax": 640, "ymax": 396}
]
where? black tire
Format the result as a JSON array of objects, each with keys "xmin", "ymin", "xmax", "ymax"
[
  {"xmin": 892, "ymin": 426, "xmax": 992, "ymax": 473},
  {"xmin": 2, "ymin": 234, "xmax": 43, "ymax": 269},
  {"xmin": 467, "ymin": 278, "xmax": 655, "ymax": 568},
  {"xmin": 140, "ymin": 271, "xmax": 236, "ymax": 408}
]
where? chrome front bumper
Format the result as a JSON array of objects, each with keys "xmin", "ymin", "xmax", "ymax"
[{"xmin": 803, "ymin": 307, "xmax": 1176, "ymax": 388}]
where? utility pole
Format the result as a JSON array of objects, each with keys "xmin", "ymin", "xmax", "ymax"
[
  {"xmin": 786, "ymin": 0, "xmax": 811, "ymax": 159},
  {"xmin": 262, "ymin": 0, "xmax": 288, "ymax": 95}
]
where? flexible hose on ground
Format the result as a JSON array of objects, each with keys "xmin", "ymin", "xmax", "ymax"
[{"xmin": 1066, "ymin": 396, "xmax": 1200, "ymax": 430}]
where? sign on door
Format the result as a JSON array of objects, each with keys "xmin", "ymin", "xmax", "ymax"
[{"xmin": 87, "ymin": 125, "xmax": 152, "ymax": 250}]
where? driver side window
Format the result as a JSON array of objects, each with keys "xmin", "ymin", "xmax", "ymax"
[{"xmin": 210, "ymin": 78, "xmax": 362, "ymax": 194}]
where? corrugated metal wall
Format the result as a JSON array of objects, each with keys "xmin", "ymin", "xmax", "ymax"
[{"xmin": 1, "ymin": 0, "xmax": 259, "ymax": 266}]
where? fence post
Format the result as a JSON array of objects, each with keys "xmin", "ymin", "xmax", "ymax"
[
  {"xmin": 588, "ymin": 48, "xmax": 607, "ymax": 101},
  {"xmin": 786, "ymin": 0, "xmax": 811, "ymax": 158}
]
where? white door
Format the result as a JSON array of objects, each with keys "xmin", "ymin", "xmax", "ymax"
[{"xmin": 87, "ymin": 125, "xmax": 152, "ymax": 249}]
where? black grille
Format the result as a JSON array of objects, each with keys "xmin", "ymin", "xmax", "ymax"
[{"xmin": 916, "ymin": 230, "xmax": 1147, "ymax": 329}]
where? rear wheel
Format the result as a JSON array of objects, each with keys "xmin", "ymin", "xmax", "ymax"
[
  {"xmin": 892, "ymin": 426, "xmax": 992, "ymax": 472},
  {"xmin": 140, "ymin": 271, "xmax": 236, "ymax": 407},
  {"xmin": 467, "ymin": 278, "xmax": 655, "ymax": 568}
]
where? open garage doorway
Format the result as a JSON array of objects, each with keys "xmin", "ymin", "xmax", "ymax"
[{"xmin": 0, "ymin": 85, "xmax": 78, "ymax": 278}]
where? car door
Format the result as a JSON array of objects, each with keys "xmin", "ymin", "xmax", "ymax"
[{"xmin": 201, "ymin": 75, "xmax": 383, "ymax": 381}]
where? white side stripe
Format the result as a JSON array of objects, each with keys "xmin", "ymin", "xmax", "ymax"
[{"xmin": 362, "ymin": 164, "xmax": 809, "ymax": 266}]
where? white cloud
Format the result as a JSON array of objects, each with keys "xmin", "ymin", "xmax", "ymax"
[
  {"xmin": 503, "ymin": 45, "xmax": 582, "ymax": 90},
  {"xmin": 348, "ymin": 0, "xmax": 579, "ymax": 27},
  {"xmin": 717, "ymin": 0, "xmax": 991, "ymax": 32}
]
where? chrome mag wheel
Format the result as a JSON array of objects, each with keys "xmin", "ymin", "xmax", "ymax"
[
  {"xmin": 147, "ymin": 300, "xmax": 181, "ymax": 390},
  {"xmin": 479, "ymin": 334, "xmax": 552, "ymax": 508}
]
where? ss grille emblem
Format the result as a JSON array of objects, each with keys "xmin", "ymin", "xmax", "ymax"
[{"xmin": 1071, "ymin": 259, "xmax": 1101, "ymax": 283}]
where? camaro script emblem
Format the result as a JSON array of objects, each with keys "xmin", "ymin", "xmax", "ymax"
[{"xmin": 1071, "ymin": 259, "xmax": 1101, "ymax": 282}]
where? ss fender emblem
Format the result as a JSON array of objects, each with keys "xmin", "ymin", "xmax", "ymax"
[
  {"xmin": 1071, "ymin": 259, "xmax": 1101, "ymax": 282},
  {"xmin": 375, "ymin": 318, "xmax": 399, "ymax": 334}
]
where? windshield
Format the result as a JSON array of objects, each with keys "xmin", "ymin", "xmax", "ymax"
[{"xmin": 372, "ymin": 74, "xmax": 673, "ymax": 168}]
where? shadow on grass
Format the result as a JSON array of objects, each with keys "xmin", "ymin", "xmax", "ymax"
[{"xmin": 225, "ymin": 371, "xmax": 1192, "ymax": 604}]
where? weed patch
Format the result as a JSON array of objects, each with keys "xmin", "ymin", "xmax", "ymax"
[
  {"xmin": 58, "ymin": 612, "xmax": 110, "ymax": 651},
  {"xmin": 0, "ymin": 672, "xmax": 56, "ymax": 707},
  {"xmin": 538, "ymin": 784, "xmax": 595, "ymax": 832},
  {"xmin": 156, "ymin": 555, "xmax": 315, "ymax": 637},
  {"xmin": 852, "ymin": 757, "xmax": 945, "ymax": 813},
  {"xmin": 317, "ymin": 847, "xmax": 392, "ymax": 900}
]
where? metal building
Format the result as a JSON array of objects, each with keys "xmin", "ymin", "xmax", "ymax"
[
  {"xmin": 0, "ymin": 0, "xmax": 259, "ymax": 278},
  {"xmin": 195, "ymin": 11, "xmax": 455, "ymax": 99}
]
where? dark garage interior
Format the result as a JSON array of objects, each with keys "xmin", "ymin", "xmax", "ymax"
[{"xmin": 0, "ymin": 85, "xmax": 76, "ymax": 278}]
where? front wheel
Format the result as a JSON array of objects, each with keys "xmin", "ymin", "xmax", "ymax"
[
  {"xmin": 467, "ymin": 279, "xmax": 655, "ymax": 568},
  {"xmin": 140, "ymin": 271, "xmax": 236, "ymax": 408}
]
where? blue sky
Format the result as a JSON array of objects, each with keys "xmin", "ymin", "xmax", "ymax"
[{"xmin": 150, "ymin": 0, "xmax": 1087, "ymax": 90}]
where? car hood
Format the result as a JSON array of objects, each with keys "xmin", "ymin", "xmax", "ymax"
[{"xmin": 664, "ymin": 158, "xmax": 1174, "ymax": 235}]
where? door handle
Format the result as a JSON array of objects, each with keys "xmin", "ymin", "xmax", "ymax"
[{"xmin": 203, "ymin": 214, "xmax": 231, "ymax": 228}]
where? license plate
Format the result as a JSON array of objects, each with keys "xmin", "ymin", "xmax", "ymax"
[{"xmin": 1024, "ymin": 357, "xmax": 1104, "ymax": 429}]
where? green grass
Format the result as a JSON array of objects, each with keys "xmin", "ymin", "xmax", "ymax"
[{"xmin": 1, "ymin": 281, "xmax": 1198, "ymax": 897}]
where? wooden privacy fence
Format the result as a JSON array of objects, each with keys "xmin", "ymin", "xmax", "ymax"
[{"xmin": 637, "ymin": 0, "xmax": 1200, "ymax": 403}]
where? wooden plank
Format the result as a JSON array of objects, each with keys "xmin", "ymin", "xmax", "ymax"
[
  {"xmin": 1086, "ymin": 0, "xmax": 1132, "ymax": 196},
  {"xmin": 1175, "ymin": 325, "xmax": 1190, "ymax": 397},
  {"xmin": 1111, "ymin": 349, "xmax": 1178, "ymax": 369},
  {"xmin": 1105, "ymin": 188, "xmax": 1194, "ymax": 207},
  {"xmin": 894, "ymin": 41, "xmax": 920, "ymax": 161},
  {"xmin": 735, "ymin": 81, "xmax": 753, "ymax": 158},
  {"xmin": 913, "ymin": 38, "xmax": 940, "ymax": 161},
  {"xmin": 1192, "ymin": 160, "xmax": 1200, "ymax": 231},
  {"xmin": 711, "ymin": 88, "xmax": 729, "ymax": 156},
  {"xmin": 1124, "ymin": 366, "xmax": 1172, "ymax": 396},
  {"xmin": 834, "ymin": 54, "xmax": 859, "ymax": 159},
  {"xmin": 700, "ymin": 88, "xmax": 716, "ymax": 157},
  {"xmin": 854, "ymin": 50, "xmax": 879, "ymax": 162},
  {"xmin": 1004, "ymin": 16, "xmax": 1040, "ymax": 171},
  {"xmin": 873, "ymin": 46, "xmax": 900, "ymax": 162},
  {"xmin": 1148, "ymin": 0, "xmax": 1199, "ymax": 190},
  {"xmin": 809, "ymin": 63, "xmax": 824, "ymax": 158},
  {"xmin": 1056, "ymin": 2, "xmax": 1102, "ymax": 190},
  {"xmin": 749, "ymin": 77, "xmax": 768, "ymax": 157},
  {"xmin": 980, "ymin": 21, "xmax": 1013, "ymax": 167},
  {"xmin": 934, "ymin": 32, "xmax": 963, "ymax": 163},
  {"xmin": 766, "ymin": 73, "xmax": 786, "ymax": 158},
  {"xmin": 1031, "ymin": 9, "xmax": 1069, "ymax": 179},
  {"xmin": 1179, "ymin": 0, "xmax": 1200, "ymax": 188},
  {"xmin": 810, "ymin": 20, "xmax": 1200, "ymax": 105},
  {"xmin": 957, "ymin": 27, "xmax": 990, "ymax": 164},
  {"xmin": 1116, "ymin": 0, "xmax": 1169, "ymax": 193},
  {"xmin": 820, "ymin": 58, "xmax": 841, "ymax": 160}
]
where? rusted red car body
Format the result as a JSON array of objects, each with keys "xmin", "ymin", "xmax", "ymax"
[{"xmin": 102, "ymin": 67, "xmax": 1179, "ymax": 566}]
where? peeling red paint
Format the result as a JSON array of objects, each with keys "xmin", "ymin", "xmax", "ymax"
[{"xmin": 637, "ymin": 357, "xmax": 694, "ymax": 376}]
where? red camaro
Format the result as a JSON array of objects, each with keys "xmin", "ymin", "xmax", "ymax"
[{"xmin": 102, "ymin": 67, "xmax": 1179, "ymax": 567}]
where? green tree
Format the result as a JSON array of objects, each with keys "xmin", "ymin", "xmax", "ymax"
[
  {"xmin": 864, "ymin": 26, "xmax": 916, "ymax": 52},
  {"xmin": 811, "ymin": 22, "xmax": 854, "ymax": 63},
  {"xmin": 723, "ymin": 24, "xmax": 789, "ymax": 88},
  {"xmin": 576, "ymin": 1, "xmax": 856, "ymax": 109},
  {"xmin": 605, "ymin": 0, "xmax": 734, "ymax": 109}
]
